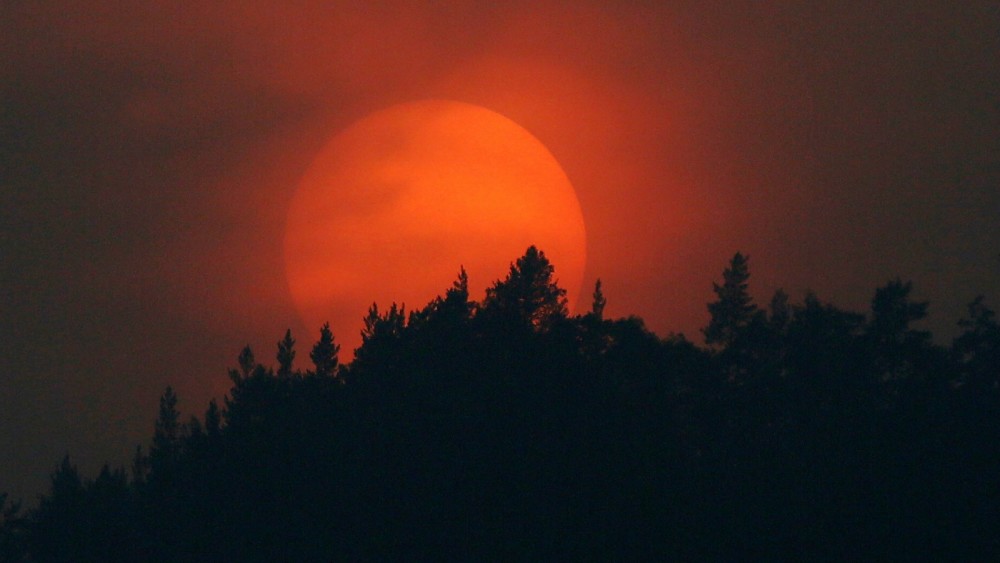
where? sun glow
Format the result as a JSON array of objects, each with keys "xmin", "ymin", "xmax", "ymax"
[{"xmin": 284, "ymin": 100, "xmax": 587, "ymax": 352}]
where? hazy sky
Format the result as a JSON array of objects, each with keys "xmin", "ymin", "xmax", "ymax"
[{"xmin": 2, "ymin": 1, "xmax": 998, "ymax": 500}]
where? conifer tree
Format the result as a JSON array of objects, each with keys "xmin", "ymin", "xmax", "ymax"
[
  {"xmin": 868, "ymin": 278, "xmax": 931, "ymax": 379},
  {"xmin": 204, "ymin": 399, "xmax": 221, "ymax": 437},
  {"xmin": 229, "ymin": 345, "xmax": 257, "ymax": 384},
  {"xmin": 0, "ymin": 492, "xmax": 25, "ymax": 561},
  {"xmin": 310, "ymin": 323, "xmax": 339, "ymax": 378},
  {"xmin": 442, "ymin": 266, "xmax": 471, "ymax": 316},
  {"xmin": 591, "ymin": 278, "xmax": 607, "ymax": 320},
  {"xmin": 768, "ymin": 288, "xmax": 790, "ymax": 333},
  {"xmin": 361, "ymin": 303, "xmax": 406, "ymax": 345},
  {"xmin": 150, "ymin": 387, "xmax": 181, "ymax": 477},
  {"xmin": 953, "ymin": 296, "xmax": 1000, "ymax": 391},
  {"xmin": 31, "ymin": 457, "xmax": 86, "ymax": 561},
  {"xmin": 869, "ymin": 278, "xmax": 929, "ymax": 347},
  {"xmin": 483, "ymin": 246, "xmax": 567, "ymax": 331},
  {"xmin": 704, "ymin": 252, "xmax": 758, "ymax": 350},
  {"xmin": 277, "ymin": 329, "xmax": 296, "ymax": 378}
]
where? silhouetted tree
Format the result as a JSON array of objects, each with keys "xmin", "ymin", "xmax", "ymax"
[
  {"xmin": 482, "ymin": 246, "xmax": 567, "ymax": 331},
  {"xmin": 785, "ymin": 292, "xmax": 866, "ymax": 380},
  {"xmin": 225, "ymin": 345, "xmax": 283, "ymax": 435},
  {"xmin": 437, "ymin": 266, "xmax": 474, "ymax": 321},
  {"xmin": 30, "ymin": 456, "xmax": 87, "ymax": 561},
  {"xmin": 704, "ymin": 252, "xmax": 756, "ymax": 348},
  {"xmin": 150, "ymin": 386, "xmax": 181, "ymax": 477},
  {"xmin": 757, "ymin": 288, "xmax": 792, "ymax": 377},
  {"xmin": 204, "ymin": 398, "xmax": 222, "ymax": 437},
  {"xmin": 354, "ymin": 302, "xmax": 408, "ymax": 377},
  {"xmin": 0, "ymin": 493, "xmax": 26, "ymax": 562},
  {"xmin": 869, "ymin": 279, "xmax": 929, "ymax": 344},
  {"xmin": 953, "ymin": 296, "xmax": 1000, "ymax": 393},
  {"xmin": 768, "ymin": 288, "xmax": 791, "ymax": 334},
  {"xmin": 868, "ymin": 279, "xmax": 932, "ymax": 381},
  {"xmin": 361, "ymin": 302, "xmax": 406, "ymax": 344},
  {"xmin": 227, "ymin": 345, "xmax": 260, "ymax": 387},
  {"xmin": 85, "ymin": 464, "xmax": 135, "ymax": 560},
  {"xmin": 591, "ymin": 278, "xmax": 607, "ymax": 319},
  {"xmin": 131, "ymin": 445, "xmax": 149, "ymax": 486},
  {"xmin": 277, "ymin": 329, "xmax": 297, "ymax": 378},
  {"xmin": 14, "ymin": 247, "xmax": 1000, "ymax": 561},
  {"xmin": 310, "ymin": 323, "xmax": 339, "ymax": 378},
  {"xmin": 704, "ymin": 252, "xmax": 765, "ymax": 380}
]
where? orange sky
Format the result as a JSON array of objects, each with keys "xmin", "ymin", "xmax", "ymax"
[{"xmin": 1, "ymin": 1, "xmax": 998, "ymax": 501}]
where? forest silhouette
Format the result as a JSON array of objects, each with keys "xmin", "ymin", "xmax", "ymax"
[{"xmin": 2, "ymin": 246, "xmax": 999, "ymax": 560}]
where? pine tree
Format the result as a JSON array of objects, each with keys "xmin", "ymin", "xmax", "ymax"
[
  {"xmin": 704, "ymin": 252, "xmax": 758, "ymax": 349},
  {"xmin": 277, "ymin": 329, "xmax": 296, "ymax": 378},
  {"xmin": 204, "ymin": 399, "xmax": 221, "ymax": 437},
  {"xmin": 868, "ymin": 278, "xmax": 931, "ymax": 379},
  {"xmin": 310, "ymin": 323, "xmax": 340, "ymax": 378},
  {"xmin": 361, "ymin": 303, "xmax": 406, "ymax": 345},
  {"xmin": 32, "ymin": 456, "xmax": 86, "ymax": 561},
  {"xmin": 953, "ymin": 296, "xmax": 1000, "ymax": 392},
  {"xmin": 442, "ymin": 266, "xmax": 471, "ymax": 316},
  {"xmin": 869, "ymin": 278, "xmax": 929, "ymax": 347},
  {"xmin": 0, "ymin": 492, "xmax": 26, "ymax": 561},
  {"xmin": 768, "ymin": 288, "xmax": 790, "ymax": 333},
  {"xmin": 229, "ymin": 345, "xmax": 257, "ymax": 385},
  {"xmin": 410, "ymin": 267, "xmax": 473, "ymax": 330},
  {"xmin": 591, "ymin": 278, "xmax": 607, "ymax": 320},
  {"xmin": 150, "ymin": 387, "xmax": 181, "ymax": 477},
  {"xmin": 482, "ymin": 246, "xmax": 568, "ymax": 331}
]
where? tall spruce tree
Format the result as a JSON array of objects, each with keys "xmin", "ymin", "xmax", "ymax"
[
  {"xmin": 310, "ymin": 323, "xmax": 339, "ymax": 378},
  {"xmin": 277, "ymin": 329, "xmax": 296, "ymax": 378},
  {"xmin": 704, "ymin": 252, "xmax": 757, "ymax": 349},
  {"xmin": 150, "ymin": 386, "xmax": 181, "ymax": 477},
  {"xmin": 591, "ymin": 278, "xmax": 607, "ymax": 320},
  {"xmin": 482, "ymin": 246, "xmax": 568, "ymax": 331}
]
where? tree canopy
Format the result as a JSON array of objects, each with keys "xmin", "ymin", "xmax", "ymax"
[{"xmin": 4, "ymin": 246, "xmax": 1000, "ymax": 560}]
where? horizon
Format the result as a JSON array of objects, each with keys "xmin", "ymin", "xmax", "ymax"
[{"xmin": 2, "ymin": 1, "xmax": 998, "ymax": 511}]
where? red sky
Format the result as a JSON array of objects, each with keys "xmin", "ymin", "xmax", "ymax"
[{"xmin": 2, "ymin": 1, "xmax": 998, "ymax": 501}]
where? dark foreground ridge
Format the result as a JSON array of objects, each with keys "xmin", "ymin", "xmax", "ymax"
[{"xmin": 3, "ymin": 247, "xmax": 999, "ymax": 560}]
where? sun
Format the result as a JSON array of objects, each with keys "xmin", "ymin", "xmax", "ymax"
[{"xmin": 283, "ymin": 99, "xmax": 587, "ymax": 353}]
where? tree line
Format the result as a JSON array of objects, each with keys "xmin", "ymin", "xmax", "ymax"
[{"xmin": 2, "ymin": 246, "xmax": 999, "ymax": 560}]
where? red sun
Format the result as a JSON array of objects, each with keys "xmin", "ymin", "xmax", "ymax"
[{"xmin": 284, "ymin": 99, "xmax": 587, "ymax": 353}]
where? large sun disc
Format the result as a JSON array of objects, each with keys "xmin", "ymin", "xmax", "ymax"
[{"xmin": 284, "ymin": 99, "xmax": 587, "ymax": 353}]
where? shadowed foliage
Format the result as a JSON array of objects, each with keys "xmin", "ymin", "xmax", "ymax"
[{"xmin": 3, "ymin": 247, "xmax": 1000, "ymax": 560}]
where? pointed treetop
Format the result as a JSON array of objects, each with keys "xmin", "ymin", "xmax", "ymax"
[
  {"xmin": 959, "ymin": 295, "xmax": 996, "ymax": 333},
  {"xmin": 704, "ymin": 252, "xmax": 758, "ymax": 348},
  {"xmin": 237, "ymin": 346, "xmax": 256, "ymax": 378},
  {"xmin": 227, "ymin": 345, "xmax": 260, "ymax": 385},
  {"xmin": 869, "ymin": 278, "xmax": 929, "ymax": 344},
  {"xmin": 277, "ymin": 329, "xmax": 296, "ymax": 378},
  {"xmin": 768, "ymin": 288, "xmax": 790, "ymax": 330},
  {"xmin": 448, "ymin": 266, "xmax": 470, "ymax": 302},
  {"xmin": 151, "ymin": 386, "xmax": 181, "ymax": 472},
  {"xmin": 155, "ymin": 386, "xmax": 180, "ymax": 443},
  {"xmin": 48, "ymin": 455, "xmax": 83, "ymax": 500},
  {"xmin": 591, "ymin": 278, "xmax": 607, "ymax": 319},
  {"xmin": 204, "ymin": 399, "xmax": 221, "ymax": 437},
  {"xmin": 361, "ymin": 302, "xmax": 406, "ymax": 344},
  {"xmin": 442, "ymin": 267, "xmax": 473, "ymax": 318},
  {"xmin": 483, "ymin": 246, "xmax": 568, "ymax": 330},
  {"xmin": 310, "ymin": 323, "xmax": 340, "ymax": 378}
]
